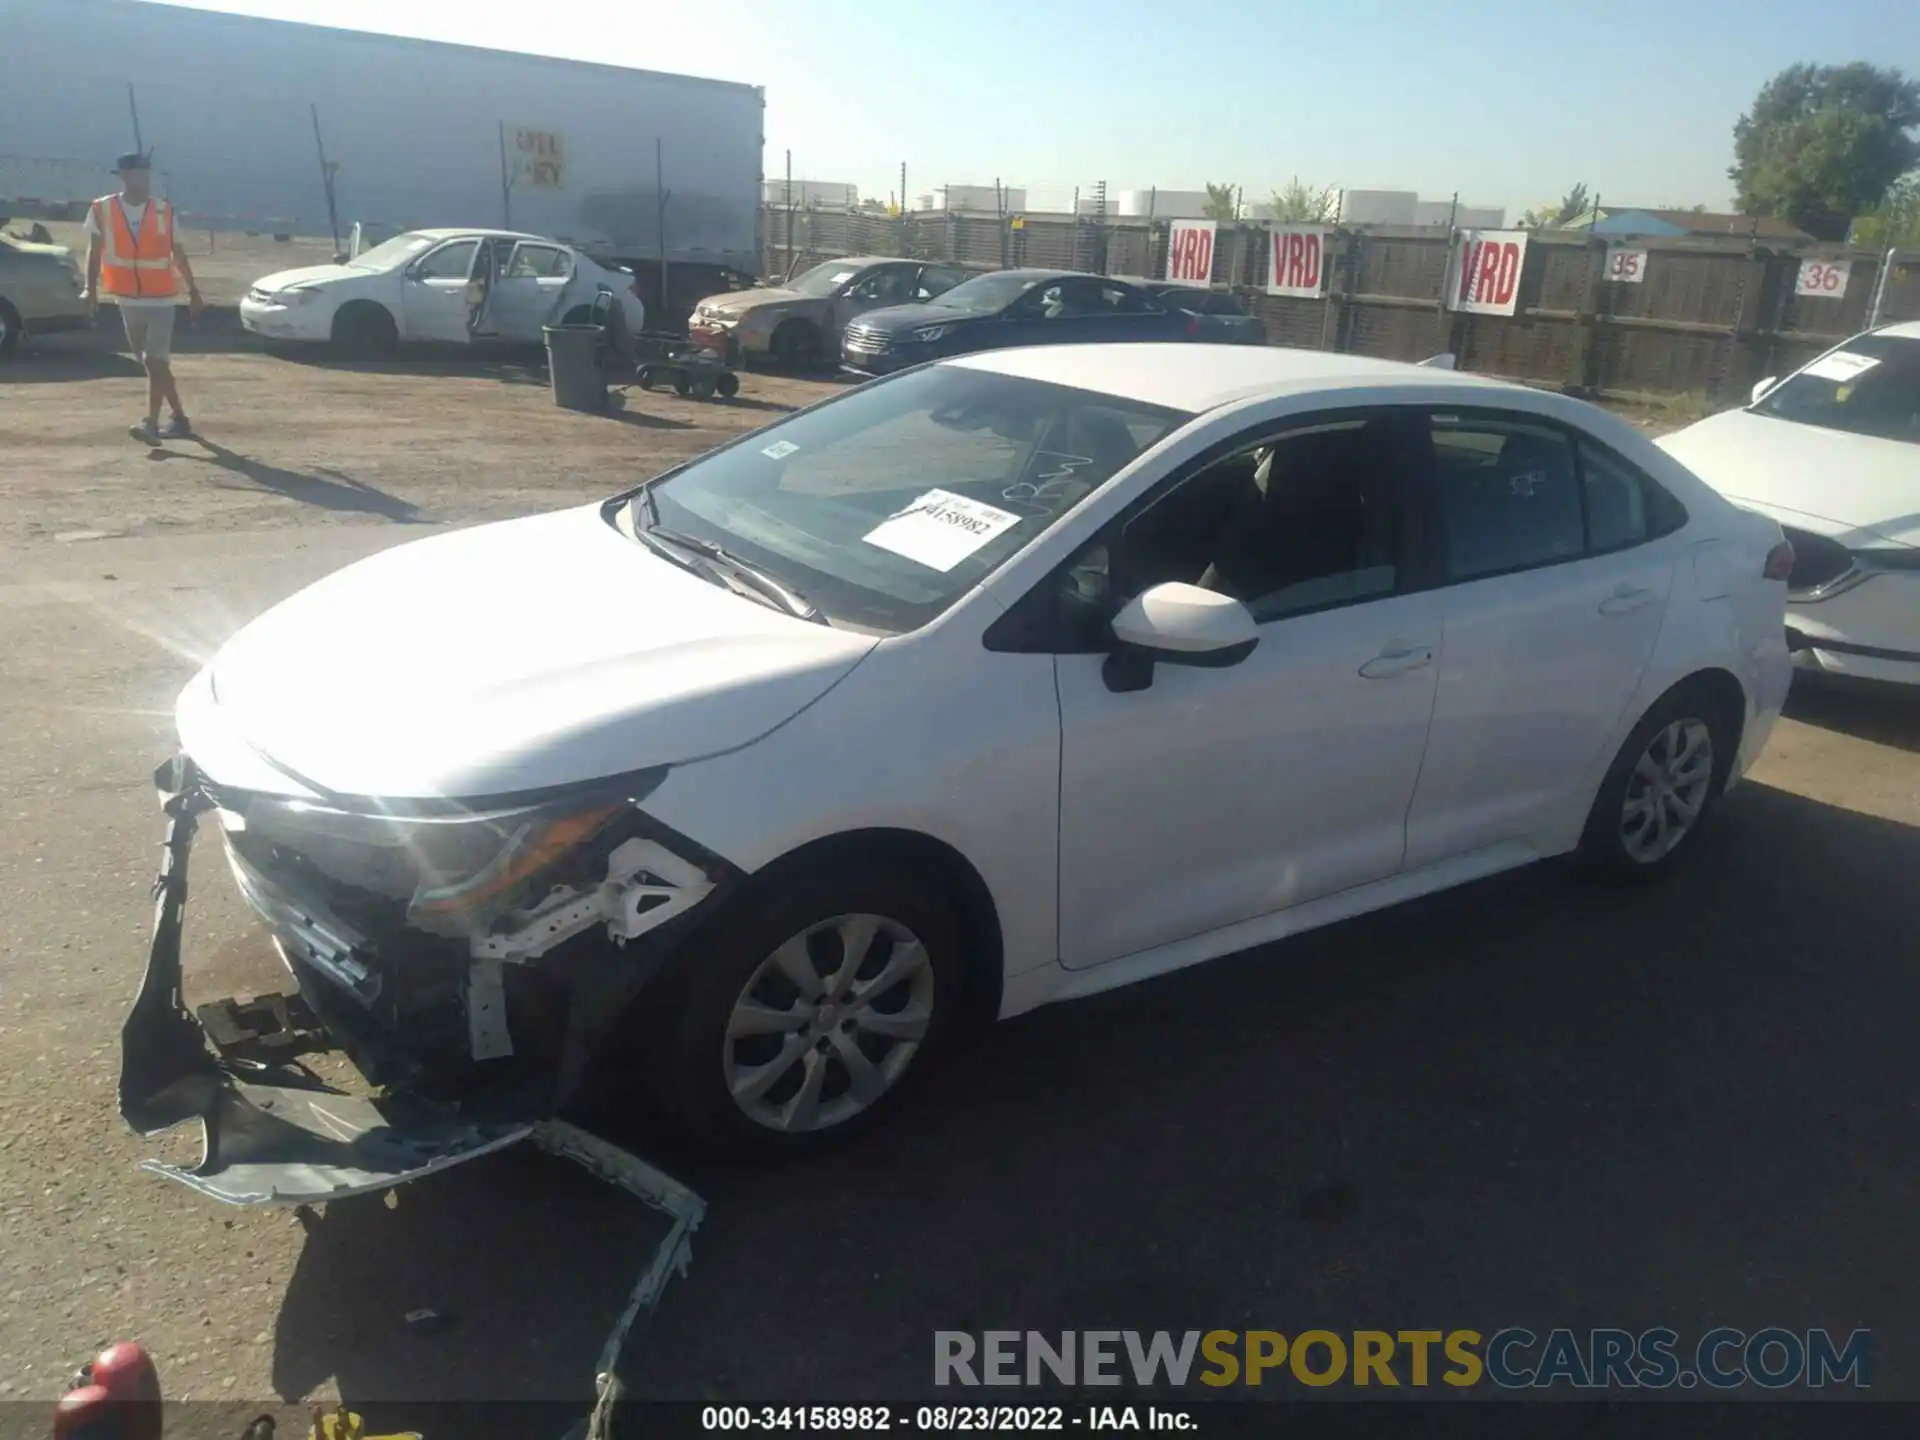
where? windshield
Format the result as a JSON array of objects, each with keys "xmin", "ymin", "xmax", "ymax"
[
  {"xmin": 627, "ymin": 365, "xmax": 1187, "ymax": 633},
  {"xmin": 788, "ymin": 260, "xmax": 865, "ymax": 297},
  {"xmin": 929, "ymin": 273, "xmax": 1044, "ymax": 312},
  {"xmin": 1752, "ymin": 334, "xmax": 1920, "ymax": 445},
  {"xmin": 347, "ymin": 232, "xmax": 441, "ymax": 270}
]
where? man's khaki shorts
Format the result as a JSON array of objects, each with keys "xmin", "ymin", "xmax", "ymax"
[{"xmin": 122, "ymin": 304, "xmax": 176, "ymax": 363}]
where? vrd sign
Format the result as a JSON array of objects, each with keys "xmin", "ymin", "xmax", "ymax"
[{"xmin": 1445, "ymin": 229, "xmax": 1529, "ymax": 316}]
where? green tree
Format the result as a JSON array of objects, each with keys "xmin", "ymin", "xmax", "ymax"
[
  {"xmin": 1201, "ymin": 182, "xmax": 1240, "ymax": 222},
  {"xmin": 1730, "ymin": 63, "xmax": 1920, "ymax": 240},
  {"xmin": 1851, "ymin": 171, "xmax": 1920, "ymax": 248},
  {"xmin": 1521, "ymin": 182, "xmax": 1591, "ymax": 229},
  {"xmin": 1268, "ymin": 176, "xmax": 1339, "ymax": 223}
]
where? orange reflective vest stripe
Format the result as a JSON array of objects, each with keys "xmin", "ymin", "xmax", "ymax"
[{"xmin": 93, "ymin": 195, "xmax": 178, "ymax": 300}]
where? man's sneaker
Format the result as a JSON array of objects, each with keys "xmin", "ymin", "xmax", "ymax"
[
  {"xmin": 164, "ymin": 414, "xmax": 193, "ymax": 439},
  {"xmin": 129, "ymin": 418, "xmax": 160, "ymax": 445}
]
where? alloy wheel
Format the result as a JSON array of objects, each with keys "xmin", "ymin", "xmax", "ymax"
[
  {"xmin": 722, "ymin": 912, "xmax": 936, "ymax": 1133},
  {"xmin": 1619, "ymin": 717, "xmax": 1714, "ymax": 864}
]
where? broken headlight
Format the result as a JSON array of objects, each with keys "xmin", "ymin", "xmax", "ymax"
[{"xmin": 234, "ymin": 782, "xmax": 661, "ymax": 940}]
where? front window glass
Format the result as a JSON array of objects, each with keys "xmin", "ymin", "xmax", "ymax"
[
  {"xmin": 414, "ymin": 240, "xmax": 479, "ymax": 281},
  {"xmin": 788, "ymin": 260, "xmax": 863, "ymax": 297},
  {"xmin": 929, "ymin": 272, "xmax": 1042, "ymax": 311},
  {"xmin": 1752, "ymin": 335, "xmax": 1920, "ymax": 444},
  {"xmin": 346, "ymin": 232, "xmax": 439, "ymax": 270},
  {"xmin": 628, "ymin": 365, "xmax": 1187, "ymax": 633}
]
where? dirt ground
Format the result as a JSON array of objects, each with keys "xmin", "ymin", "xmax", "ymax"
[{"xmin": 2, "ymin": 319, "xmax": 1917, "ymax": 1424}]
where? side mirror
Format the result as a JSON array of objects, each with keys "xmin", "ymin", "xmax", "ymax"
[
  {"xmin": 1102, "ymin": 582, "xmax": 1258, "ymax": 693},
  {"xmin": 1750, "ymin": 376, "xmax": 1778, "ymax": 405}
]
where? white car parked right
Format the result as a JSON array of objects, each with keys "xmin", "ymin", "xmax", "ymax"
[
  {"xmin": 1660, "ymin": 321, "xmax": 1920, "ymax": 686},
  {"xmin": 239, "ymin": 228, "xmax": 646, "ymax": 358}
]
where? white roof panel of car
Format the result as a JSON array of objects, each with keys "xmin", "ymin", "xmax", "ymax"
[
  {"xmin": 945, "ymin": 342, "xmax": 1510, "ymax": 414},
  {"xmin": 1871, "ymin": 319, "xmax": 1920, "ymax": 340}
]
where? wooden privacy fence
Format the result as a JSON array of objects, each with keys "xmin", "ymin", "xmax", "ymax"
[{"xmin": 762, "ymin": 204, "xmax": 1920, "ymax": 401}]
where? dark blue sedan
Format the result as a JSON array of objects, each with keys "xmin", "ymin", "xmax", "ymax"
[{"xmin": 840, "ymin": 269, "xmax": 1195, "ymax": 377}]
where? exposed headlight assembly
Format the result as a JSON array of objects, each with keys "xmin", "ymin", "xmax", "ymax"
[
  {"xmin": 236, "ymin": 772, "xmax": 675, "ymax": 944},
  {"xmin": 273, "ymin": 286, "xmax": 323, "ymax": 306}
]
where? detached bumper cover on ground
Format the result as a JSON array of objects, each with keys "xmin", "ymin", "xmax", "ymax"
[{"xmin": 118, "ymin": 755, "xmax": 718, "ymax": 1207}]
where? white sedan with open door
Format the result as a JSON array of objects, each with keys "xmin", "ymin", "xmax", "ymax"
[
  {"xmin": 123, "ymin": 344, "xmax": 1793, "ymax": 1201},
  {"xmin": 238, "ymin": 227, "xmax": 646, "ymax": 358}
]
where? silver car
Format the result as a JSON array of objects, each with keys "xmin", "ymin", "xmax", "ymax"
[
  {"xmin": 0, "ymin": 230, "xmax": 89, "ymax": 357},
  {"xmin": 690, "ymin": 256, "xmax": 979, "ymax": 367}
]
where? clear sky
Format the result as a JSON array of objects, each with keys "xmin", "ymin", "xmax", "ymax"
[{"xmin": 151, "ymin": 0, "xmax": 1919, "ymax": 215}]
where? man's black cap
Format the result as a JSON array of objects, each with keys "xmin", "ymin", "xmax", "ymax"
[{"xmin": 115, "ymin": 152, "xmax": 151, "ymax": 172}]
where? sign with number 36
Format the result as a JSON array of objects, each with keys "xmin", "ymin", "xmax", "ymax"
[{"xmin": 1795, "ymin": 259, "xmax": 1850, "ymax": 298}]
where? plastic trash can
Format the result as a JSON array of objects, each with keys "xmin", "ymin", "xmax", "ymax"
[{"xmin": 543, "ymin": 324, "xmax": 608, "ymax": 413}]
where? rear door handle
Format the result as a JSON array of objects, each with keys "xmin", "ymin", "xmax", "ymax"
[
  {"xmin": 1359, "ymin": 646, "xmax": 1434, "ymax": 679},
  {"xmin": 1599, "ymin": 586, "xmax": 1657, "ymax": 616}
]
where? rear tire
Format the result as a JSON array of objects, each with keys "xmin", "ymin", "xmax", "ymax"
[
  {"xmin": 715, "ymin": 372, "xmax": 740, "ymax": 399},
  {"xmin": 330, "ymin": 302, "xmax": 398, "ymax": 360},
  {"xmin": 0, "ymin": 299, "xmax": 22, "ymax": 359},
  {"xmin": 672, "ymin": 374, "xmax": 692, "ymax": 397},
  {"xmin": 645, "ymin": 861, "xmax": 969, "ymax": 1158},
  {"xmin": 1577, "ymin": 681, "xmax": 1737, "ymax": 880},
  {"xmin": 769, "ymin": 318, "xmax": 819, "ymax": 369}
]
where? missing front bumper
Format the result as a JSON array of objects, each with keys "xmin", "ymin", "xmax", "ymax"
[
  {"xmin": 120, "ymin": 759, "xmax": 536, "ymax": 1204},
  {"xmin": 122, "ymin": 756, "xmax": 725, "ymax": 1209}
]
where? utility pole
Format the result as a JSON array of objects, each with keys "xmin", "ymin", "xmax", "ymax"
[
  {"xmin": 498, "ymin": 121, "xmax": 513, "ymax": 229},
  {"xmin": 657, "ymin": 137, "xmax": 672, "ymax": 329},
  {"xmin": 784, "ymin": 148, "xmax": 793, "ymax": 277},
  {"xmin": 311, "ymin": 104, "xmax": 340, "ymax": 252},
  {"xmin": 899, "ymin": 161, "xmax": 907, "ymax": 254}
]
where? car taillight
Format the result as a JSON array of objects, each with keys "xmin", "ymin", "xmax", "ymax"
[
  {"xmin": 1186, "ymin": 316, "xmax": 1201, "ymax": 335},
  {"xmin": 1763, "ymin": 540, "xmax": 1795, "ymax": 581}
]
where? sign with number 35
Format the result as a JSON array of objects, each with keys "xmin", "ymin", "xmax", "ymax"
[{"xmin": 1604, "ymin": 247, "xmax": 1647, "ymax": 284}]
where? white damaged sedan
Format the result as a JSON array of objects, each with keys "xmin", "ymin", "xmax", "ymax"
[
  {"xmin": 1660, "ymin": 322, "xmax": 1920, "ymax": 686},
  {"xmin": 239, "ymin": 227, "xmax": 645, "ymax": 358},
  {"xmin": 122, "ymin": 344, "xmax": 1791, "ymax": 1202}
]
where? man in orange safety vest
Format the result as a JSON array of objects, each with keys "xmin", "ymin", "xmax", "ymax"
[{"xmin": 80, "ymin": 153, "xmax": 205, "ymax": 445}]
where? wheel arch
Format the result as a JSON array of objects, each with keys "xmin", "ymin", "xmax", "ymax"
[
  {"xmin": 738, "ymin": 826, "xmax": 1006, "ymax": 1036},
  {"xmin": 331, "ymin": 296, "xmax": 398, "ymax": 339}
]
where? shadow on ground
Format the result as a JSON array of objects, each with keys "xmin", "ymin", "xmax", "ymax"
[
  {"xmin": 149, "ymin": 439, "xmax": 424, "ymax": 522},
  {"xmin": 271, "ymin": 781, "xmax": 1918, "ymax": 1414},
  {"xmin": 1785, "ymin": 674, "xmax": 1919, "ymax": 754}
]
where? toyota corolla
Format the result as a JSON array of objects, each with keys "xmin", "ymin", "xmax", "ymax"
[{"xmin": 121, "ymin": 344, "xmax": 1792, "ymax": 1204}]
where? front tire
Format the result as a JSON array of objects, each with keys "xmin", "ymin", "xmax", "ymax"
[
  {"xmin": 648, "ymin": 861, "xmax": 968, "ymax": 1156},
  {"xmin": 330, "ymin": 302, "xmax": 398, "ymax": 360},
  {"xmin": 1578, "ymin": 682, "xmax": 1735, "ymax": 879},
  {"xmin": 769, "ymin": 318, "xmax": 819, "ymax": 369}
]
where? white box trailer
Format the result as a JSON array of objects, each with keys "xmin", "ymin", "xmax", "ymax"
[{"xmin": 0, "ymin": 0, "xmax": 766, "ymax": 315}]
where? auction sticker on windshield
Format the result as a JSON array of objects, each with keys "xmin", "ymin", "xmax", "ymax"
[
  {"xmin": 862, "ymin": 489, "xmax": 1022, "ymax": 572},
  {"xmin": 761, "ymin": 439, "xmax": 801, "ymax": 460},
  {"xmin": 1802, "ymin": 351, "xmax": 1880, "ymax": 383}
]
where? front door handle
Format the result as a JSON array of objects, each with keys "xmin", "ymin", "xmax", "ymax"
[
  {"xmin": 1598, "ymin": 586, "xmax": 1657, "ymax": 616},
  {"xmin": 1359, "ymin": 646, "xmax": 1434, "ymax": 679}
]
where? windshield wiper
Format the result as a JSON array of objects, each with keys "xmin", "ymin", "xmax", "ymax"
[{"xmin": 634, "ymin": 504, "xmax": 825, "ymax": 624}]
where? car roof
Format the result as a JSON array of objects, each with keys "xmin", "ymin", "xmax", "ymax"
[
  {"xmin": 1869, "ymin": 320, "xmax": 1920, "ymax": 341},
  {"xmin": 945, "ymin": 343, "xmax": 1512, "ymax": 413},
  {"xmin": 411, "ymin": 227, "xmax": 556, "ymax": 244}
]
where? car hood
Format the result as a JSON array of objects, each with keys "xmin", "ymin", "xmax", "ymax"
[
  {"xmin": 1658, "ymin": 409, "xmax": 1920, "ymax": 546},
  {"xmin": 252, "ymin": 263, "xmax": 364, "ymax": 292},
  {"xmin": 699, "ymin": 286, "xmax": 818, "ymax": 316},
  {"xmin": 202, "ymin": 505, "xmax": 877, "ymax": 800},
  {"xmin": 856, "ymin": 301, "xmax": 995, "ymax": 334}
]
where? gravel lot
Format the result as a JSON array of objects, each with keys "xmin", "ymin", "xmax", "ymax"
[{"xmin": 1, "ymin": 310, "xmax": 1916, "ymax": 1428}]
